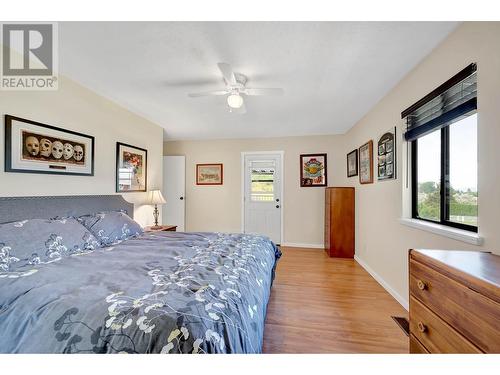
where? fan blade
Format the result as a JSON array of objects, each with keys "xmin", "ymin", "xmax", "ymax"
[
  {"xmin": 217, "ymin": 63, "xmax": 237, "ymax": 85},
  {"xmin": 188, "ymin": 90, "xmax": 228, "ymax": 98},
  {"xmin": 244, "ymin": 88, "xmax": 284, "ymax": 96},
  {"xmin": 230, "ymin": 101, "xmax": 246, "ymax": 114}
]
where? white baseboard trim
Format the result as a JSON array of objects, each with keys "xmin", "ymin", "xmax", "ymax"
[
  {"xmin": 354, "ymin": 255, "xmax": 409, "ymax": 311},
  {"xmin": 281, "ymin": 242, "xmax": 324, "ymax": 249}
]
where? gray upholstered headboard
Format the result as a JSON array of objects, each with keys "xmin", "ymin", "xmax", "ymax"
[{"xmin": 0, "ymin": 195, "xmax": 134, "ymax": 224}]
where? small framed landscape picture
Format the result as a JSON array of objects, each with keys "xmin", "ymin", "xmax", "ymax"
[
  {"xmin": 116, "ymin": 142, "xmax": 147, "ymax": 192},
  {"xmin": 347, "ymin": 149, "xmax": 358, "ymax": 177},
  {"xmin": 300, "ymin": 153, "xmax": 327, "ymax": 187},
  {"xmin": 359, "ymin": 140, "xmax": 373, "ymax": 184},
  {"xmin": 4, "ymin": 115, "xmax": 94, "ymax": 176},
  {"xmin": 377, "ymin": 127, "xmax": 396, "ymax": 181},
  {"xmin": 196, "ymin": 163, "xmax": 223, "ymax": 185}
]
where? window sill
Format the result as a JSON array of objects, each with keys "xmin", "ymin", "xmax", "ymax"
[{"xmin": 399, "ymin": 218, "xmax": 483, "ymax": 246}]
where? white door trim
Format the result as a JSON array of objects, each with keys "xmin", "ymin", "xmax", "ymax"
[{"xmin": 241, "ymin": 151, "xmax": 284, "ymax": 244}]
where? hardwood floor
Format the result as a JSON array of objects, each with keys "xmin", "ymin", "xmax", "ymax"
[{"xmin": 263, "ymin": 247, "xmax": 409, "ymax": 353}]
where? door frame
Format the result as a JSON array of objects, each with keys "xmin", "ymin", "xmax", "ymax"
[{"xmin": 241, "ymin": 151, "xmax": 284, "ymax": 244}]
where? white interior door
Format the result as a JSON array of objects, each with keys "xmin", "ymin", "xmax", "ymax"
[
  {"xmin": 243, "ymin": 152, "xmax": 282, "ymax": 244},
  {"xmin": 163, "ymin": 156, "xmax": 185, "ymax": 231}
]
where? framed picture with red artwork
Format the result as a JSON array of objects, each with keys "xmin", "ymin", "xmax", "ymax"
[
  {"xmin": 116, "ymin": 142, "xmax": 148, "ymax": 192},
  {"xmin": 300, "ymin": 153, "xmax": 327, "ymax": 187}
]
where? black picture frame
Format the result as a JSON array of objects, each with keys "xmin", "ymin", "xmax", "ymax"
[
  {"xmin": 346, "ymin": 149, "xmax": 358, "ymax": 177},
  {"xmin": 300, "ymin": 153, "xmax": 327, "ymax": 187},
  {"xmin": 116, "ymin": 142, "xmax": 148, "ymax": 193},
  {"xmin": 359, "ymin": 140, "xmax": 374, "ymax": 184},
  {"xmin": 4, "ymin": 115, "xmax": 95, "ymax": 176},
  {"xmin": 377, "ymin": 127, "xmax": 397, "ymax": 181}
]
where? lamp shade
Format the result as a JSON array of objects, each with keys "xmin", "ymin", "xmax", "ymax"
[{"xmin": 149, "ymin": 190, "xmax": 166, "ymax": 205}]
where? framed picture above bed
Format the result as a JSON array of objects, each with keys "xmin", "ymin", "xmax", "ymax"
[
  {"xmin": 196, "ymin": 163, "xmax": 223, "ymax": 185},
  {"xmin": 359, "ymin": 140, "xmax": 373, "ymax": 184},
  {"xmin": 346, "ymin": 149, "xmax": 358, "ymax": 177},
  {"xmin": 4, "ymin": 115, "xmax": 95, "ymax": 176},
  {"xmin": 300, "ymin": 153, "xmax": 327, "ymax": 187},
  {"xmin": 116, "ymin": 142, "xmax": 148, "ymax": 192}
]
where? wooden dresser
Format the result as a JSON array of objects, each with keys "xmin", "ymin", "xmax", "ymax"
[
  {"xmin": 324, "ymin": 187, "xmax": 354, "ymax": 258},
  {"xmin": 409, "ymin": 249, "xmax": 500, "ymax": 353}
]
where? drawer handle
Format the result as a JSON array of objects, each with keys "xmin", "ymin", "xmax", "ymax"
[
  {"xmin": 417, "ymin": 279, "xmax": 427, "ymax": 290},
  {"xmin": 417, "ymin": 321, "xmax": 427, "ymax": 333}
]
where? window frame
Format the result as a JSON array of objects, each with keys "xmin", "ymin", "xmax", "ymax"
[{"xmin": 411, "ymin": 114, "xmax": 478, "ymax": 233}]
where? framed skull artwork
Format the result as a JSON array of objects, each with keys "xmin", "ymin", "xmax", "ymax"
[{"xmin": 4, "ymin": 115, "xmax": 95, "ymax": 176}]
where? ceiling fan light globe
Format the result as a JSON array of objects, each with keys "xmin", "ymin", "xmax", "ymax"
[{"xmin": 227, "ymin": 94, "xmax": 243, "ymax": 109}]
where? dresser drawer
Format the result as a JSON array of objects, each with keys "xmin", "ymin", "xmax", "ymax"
[
  {"xmin": 410, "ymin": 259, "xmax": 500, "ymax": 352},
  {"xmin": 409, "ymin": 297, "xmax": 481, "ymax": 353},
  {"xmin": 409, "ymin": 334, "xmax": 429, "ymax": 354}
]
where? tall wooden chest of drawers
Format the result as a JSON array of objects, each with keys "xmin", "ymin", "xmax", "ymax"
[
  {"xmin": 409, "ymin": 249, "xmax": 500, "ymax": 353},
  {"xmin": 324, "ymin": 187, "xmax": 354, "ymax": 258}
]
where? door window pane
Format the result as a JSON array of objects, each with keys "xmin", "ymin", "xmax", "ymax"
[
  {"xmin": 250, "ymin": 168, "xmax": 274, "ymax": 202},
  {"xmin": 449, "ymin": 114, "xmax": 478, "ymax": 226},
  {"xmin": 416, "ymin": 130, "xmax": 441, "ymax": 221}
]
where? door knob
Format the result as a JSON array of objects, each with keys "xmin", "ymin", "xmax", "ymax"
[
  {"xmin": 276, "ymin": 205, "xmax": 280, "ymax": 208},
  {"xmin": 180, "ymin": 197, "xmax": 184, "ymax": 200},
  {"xmin": 276, "ymin": 198, "xmax": 280, "ymax": 202}
]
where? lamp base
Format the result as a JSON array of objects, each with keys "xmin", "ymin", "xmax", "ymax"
[
  {"xmin": 150, "ymin": 225, "xmax": 163, "ymax": 230},
  {"xmin": 152, "ymin": 204, "xmax": 160, "ymax": 228}
]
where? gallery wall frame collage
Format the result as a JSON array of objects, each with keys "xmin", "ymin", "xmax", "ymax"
[
  {"xmin": 4, "ymin": 115, "xmax": 148, "ymax": 193},
  {"xmin": 196, "ymin": 154, "xmax": 331, "ymax": 189},
  {"xmin": 4, "ymin": 114, "xmax": 227, "ymax": 191},
  {"xmin": 299, "ymin": 127, "xmax": 398, "ymax": 188},
  {"xmin": 5, "ymin": 114, "xmax": 397, "ymax": 194},
  {"xmin": 346, "ymin": 127, "xmax": 397, "ymax": 184},
  {"xmin": 196, "ymin": 153, "xmax": 331, "ymax": 189}
]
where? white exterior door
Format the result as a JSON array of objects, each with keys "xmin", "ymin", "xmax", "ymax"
[
  {"xmin": 163, "ymin": 156, "xmax": 185, "ymax": 231},
  {"xmin": 243, "ymin": 152, "xmax": 282, "ymax": 244}
]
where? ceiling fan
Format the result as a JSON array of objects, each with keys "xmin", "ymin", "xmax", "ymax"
[{"xmin": 188, "ymin": 63, "xmax": 284, "ymax": 114}]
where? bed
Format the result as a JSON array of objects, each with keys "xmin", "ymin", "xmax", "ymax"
[{"xmin": 0, "ymin": 195, "xmax": 281, "ymax": 354}]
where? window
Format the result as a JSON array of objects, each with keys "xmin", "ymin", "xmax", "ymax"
[
  {"xmin": 249, "ymin": 161, "xmax": 275, "ymax": 202},
  {"xmin": 449, "ymin": 115, "xmax": 478, "ymax": 227},
  {"xmin": 411, "ymin": 114, "xmax": 477, "ymax": 231},
  {"xmin": 404, "ymin": 64, "xmax": 478, "ymax": 232},
  {"xmin": 250, "ymin": 169, "xmax": 274, "ymax": 202},
  {"xmin": 414, "ymin": 130, "xmax": 441, "ymax": 222}
]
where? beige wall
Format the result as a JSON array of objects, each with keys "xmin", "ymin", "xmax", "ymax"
[
  {"xmin": 164, "ymin": 135, "xmax": 344, "ymax": 246},
  {"xmin": 165, "ymin": 22, "xmax": 500, "ymax": 309},
  {"xmin": 0, "ymin": 76, "xmax": 164, "ymax": 226},
  {"xmin": 332, "ymin": 22, "xmax": 500, "ymax": 308}
]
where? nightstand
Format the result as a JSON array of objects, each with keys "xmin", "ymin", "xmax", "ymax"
[{"xmin": 144, "ymin": 225, "xmax": 177, "ymax": 232}]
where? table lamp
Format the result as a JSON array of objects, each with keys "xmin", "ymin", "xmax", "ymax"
[{"xmin": 149, "ymin": 190, "xmax": 166, "ymax": 229}]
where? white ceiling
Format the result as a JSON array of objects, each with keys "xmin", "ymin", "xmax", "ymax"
[{"xmin": 59, "ymin": 22, "xmax": 458, "ymax": 140}]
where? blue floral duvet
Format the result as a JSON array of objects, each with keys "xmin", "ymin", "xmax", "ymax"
[{"xmin": 0, "ymin": 232, "xmax": 280, "ymax": 353}]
